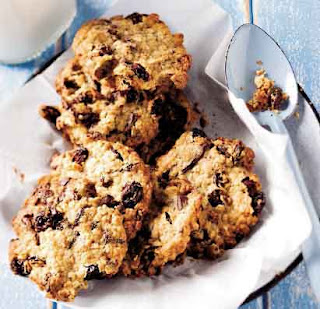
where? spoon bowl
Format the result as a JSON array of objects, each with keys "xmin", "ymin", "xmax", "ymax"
[{"xmin": 225, "ymin": 23, "xmax": 298, "ymax": 121}]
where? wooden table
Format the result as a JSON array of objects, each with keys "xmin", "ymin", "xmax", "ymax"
[{"xmin": 0, "ymin": 1, "xmax": 318, "ymax": 308}]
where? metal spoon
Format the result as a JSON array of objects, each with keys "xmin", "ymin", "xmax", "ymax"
[{"xmin": 225, "ymin": 23, "xmax": 320, "ymax": 301}]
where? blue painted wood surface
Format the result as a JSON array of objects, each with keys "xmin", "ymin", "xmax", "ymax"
[{"xmin": 0, "ymin": 1, "xmax": 319, "ymax": 308}]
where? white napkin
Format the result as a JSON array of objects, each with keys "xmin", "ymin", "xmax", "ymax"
[{"xmin": 0, "ymin": 0, "xmax": 312, "ymax": 308}]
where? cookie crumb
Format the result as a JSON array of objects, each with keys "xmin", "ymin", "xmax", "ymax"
[
  {"xmin": 13, "ymin": 166, "xmax": 25, "ymax": 183},
  {"xmin": 294, "ymin": 111, "xmax": 300, "ymax": 120},
  {"xmin": 256, "ymin": 60, "xmax": 263, "ymax": 66}
]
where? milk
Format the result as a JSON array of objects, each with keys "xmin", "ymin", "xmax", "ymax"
[{"xmin": 0, "ymin": 0, "xmax": 76, "ymax": 64}]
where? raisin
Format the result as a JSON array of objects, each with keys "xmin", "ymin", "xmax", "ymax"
[
  {"xmin": 192, "ymin": 128, "xmax": 207, "ymax": 138},
  {"xmin": 126, "ymin": 12, "xmax": 143, "ymax": 24},
  {"xmin": 64, "ymin": 79, "xmax": 79, "ymax": 90},
  {"xmin": 94, "ymin": 59, "xmax": 117, "ymax": 80},
  {"xmin": 85, "ymin": 183, "xmax": 97, "ymax": 198},
  {"xmin": 10, "ymin": 258, "xmax": 30, "ymax": 277},
  {"xmin": 242, "ymin": 177, "xmax": 265, "ymax": 216},
  {"xmin": 39, "ymin": 106, "xmax": 60, "ymax": 125},
  {"xmin": 98, "ymin": 45, "xmax": 112, "ymax": 56},
  {"xmin": 34, "ymin": 183, "xmax": 53, "ymax": 205},
  {"xmin": 126, "ymin": 88, "xmax": 139, "ymax": 103},
  {"xmin": 158, "ymin": 171, "xmax": 170, "ymax": 189},
  {"xmin": 99, "ymin": 195, "xmax": 119, "ymax": 208},
  {"xmin": 77, "ymin": 112, "xmax": 99, "ymax": 128},
  {"xmin": 269, "ymin": 87, "xmax": 283, "ymax": 110},
  {"xmin": 216, "ymin": 145, "xmax": 228, "ymax": 156},
  {"xmin": 151, "ymin": 99, "xmax": 164, "ymax": 116},
  {"xmin": 122, "ymin": 182, "xmax": 143, "ymax": 208},
  {"xmin": 101, "ymin": 177, "xmax": 113, "ymax": 188},
  {"xmin": 208, "ymin": 189, "xmax": 224, "ymax": 207},
  {"xmin": 79, "ymin": 92, "xmax": 94, "ymax": 104},
  {"xmin": 34, "ymin": 210, "xmax": 63, "ymax": 232},
  {"xmin": 84, "ymin": 265, "xmax": 106, "ymax": 280},
  {"xmin": 94, "ymin": 80, "xmax": 101, "ymax": 92},
  {"xmin": 72, "ymin": 147, "xmax": 89, "ymax": 164},
  {"xmin": 214, "ymin": 173, "xmax": 227, "ymax": 187},
  {"xmin": 232, "ymin": 143, "xmax": 244, "ymax": 165},
  {"xmin": 21, "ymin": 214, "xmax": 34, "ymax": 228},
  {"xmin": 177, "ymin": 195, "xmax": 188, "ymax": 210},
  {"xmin": 132, "ymin": 63, "xmax": 149, "ymax": 81},
  {"xmin": 111, "ymin": 148, "xmax": 123, "ymax": 161},
  {"xmin": 165, "ymin": 212, "xmax": 172, "ymax": 224}
]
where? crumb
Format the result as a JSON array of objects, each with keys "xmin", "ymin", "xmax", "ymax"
[
  {"xmin": 13, "ymin": 166, "xmax": 25, "ymax": 183},
  {"xmin": 246, "ymin": 69, "xmax": 289, "ymax": 112},
  {"xmin": 256, "ymin": 60, "xmax": 263, "ymax": 66},
  {"xmin": 240, "ymin": 87, "xmax": 244, "ymax": 91},
  {"xmin": 294, "ymin": 111, "xmax": 300, "ymax": 120}
]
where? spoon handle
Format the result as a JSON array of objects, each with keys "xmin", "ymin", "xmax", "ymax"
[{"xmin": 267, "ymin": 115, "xmax": 320, "ymax": 301}]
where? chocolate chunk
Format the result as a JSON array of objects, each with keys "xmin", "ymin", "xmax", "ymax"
[
  {"xmin": 242, "ymin": 177, "xmax": 265, "ymax": 215},
  {"xmin": 151, "ymin": 98, "xmax": 164, "ymax": 116},
  {"xmin": 85, "ymin": 183, "xmax": 97, "ymax": 198},
  {"xmin": 124, "ymin": 114, "xmax": 138, "ymax": 134},
  {"xmin": 60, "ymin": 178, "xmax": 70, "ymax": 186},
  {"xmin": 182, "ymin": 143, "xmax": 210, "ymax": 174},
  {"xmin": 208, "ymin": 189, "xmax": 224, "ymax": 207},
  {"xmin": 77, "ymin": 112, "xmax": 99, "ymax": 128},
  {"xmin": 126, "ymin": 12, "xmax": 144, "ymax": 24},
  {"xmin": 177, "ymin": 195, "xmax": 188, "ymax": 210},
  {"xmin": 84, "ymin": 265, "xmax": 106, "ymax": 280},
  {"xmin": 72, "ymin": 147, "xmax": 89, "ymax": 164},
  {"xmin": 132, "ymin": 63, "xmax": 149, "ymax": 81},
  {"xmin": 64, "ymin": 79, "xmax": 79, "ymax": 90},
  {"xmin": 165, "ymin": 212, "xmax": 172, "ymax": 224},
  {"xmin": 120, "ymin": 163, "xmax": 136, "ymax": 172},
  {"xmin": 111, "ymin": 148, "xmax": 123, "ymax": 161},
  {"xmin": 192, "ymin": 128, "xmax": 207, "ymax": 138},
  {"xmin": 39, "ymin": 106, "xmax": 61, "ymax": 125},
  {"xmin": 94, "ymin": 59, "xmax": 117, "ymax": 80},
  {"xmin": 158, "ymin": 171, "xmax": 170, "ymax": 189},
  {"xmin": 74, "ymin": 206, "xmax": 90, "ymax": 226},
  {"xmin": 122, "ymin": 182, "xmax": 143, "ymax": 208},
  {"xmin": 99, "ymin": 195, "xmax": 119, "ymax": 208},
  {"xmin": 10, "ymin": 258, "xmax": 30, "ymax": 277}
]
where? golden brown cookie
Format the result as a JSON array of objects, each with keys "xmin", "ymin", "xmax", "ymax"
[
  {"xmin": 72, "ymin": 13, "xmax": 191, "ymax": 96},
  {"xmin": 155, "ymin": 129, "xmax": 265, "ymax": 258}
]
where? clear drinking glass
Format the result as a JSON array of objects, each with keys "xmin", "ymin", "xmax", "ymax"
[{"xmin": 0, "ymin": 0, "xmax": 76, "ymax": 64}]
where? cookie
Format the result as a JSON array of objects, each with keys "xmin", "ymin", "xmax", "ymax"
[
  {"xmin": 155, "ymin": 129, "xmax": 265, "ymax": 258},
  {"xmin": 50, "ymin": 140, "xmax": 152, "ymax": 240},
  {"xmin": 71, "ymin": 13, "xmax": 191, "ymax": 97},
  {"xmin": 121, "ymin": 178, "xmax": 202, "ymax": 276},
  {"xmin": 136, "ymin": 90, "xmax": 195, "ymax": 164},
  {"xmin": 9, "ymin": 174, "xmax": 127, "ymax": 302},
  {"xmin": 42, "ymin": 58, "xmax": 162, "ymax": 149}
]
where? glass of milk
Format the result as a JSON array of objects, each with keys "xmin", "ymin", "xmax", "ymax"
[{"xmin": 0, "ymin": 0, "xmax": 76, "ymax": 64}]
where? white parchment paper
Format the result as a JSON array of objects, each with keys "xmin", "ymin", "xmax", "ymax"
[{"xmin": 0, "ymin": 0, "xmax": 313, "ymax": 308}]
